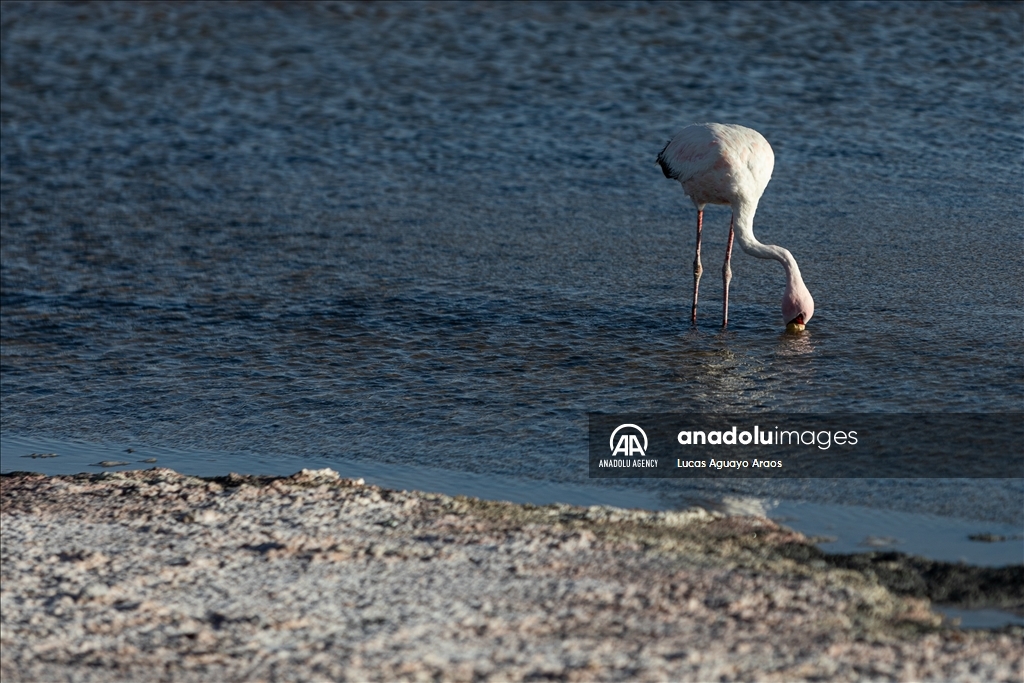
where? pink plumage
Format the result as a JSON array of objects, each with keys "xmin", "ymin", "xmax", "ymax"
[{"xmin": 658, "ymin": 123, "xmax": 813, "ymax": 330}]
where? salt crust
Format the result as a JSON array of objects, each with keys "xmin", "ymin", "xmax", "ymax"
[{"xmin": 1, "ymin": 468, "xmax": 1020, "ymax": 682}]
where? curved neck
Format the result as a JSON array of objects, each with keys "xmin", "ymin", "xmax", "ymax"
[{"xmin": 732, "ymin": 200, "xmax": 805, "ymax": 289}]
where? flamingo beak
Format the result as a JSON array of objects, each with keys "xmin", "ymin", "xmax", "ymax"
[{"xmin": 785, "ymin": 315, "xmax": 806, "ymax": 334}]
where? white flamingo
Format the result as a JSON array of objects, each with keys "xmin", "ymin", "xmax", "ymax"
[{"xmin": 657, "ymin": 123, "xmax": 814, "ymax": 332}]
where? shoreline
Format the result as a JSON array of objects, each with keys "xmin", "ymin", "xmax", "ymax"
[
  {"xmin": 5, "ymin": 433, "xmax": 1023, "ymax": 570},
  {"xmin": 2, "ymin": 468, "xmax": 1021, "ymax": 682}
]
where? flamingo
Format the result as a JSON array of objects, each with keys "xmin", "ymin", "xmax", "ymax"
[{"xmin": 657, "ymin": 123, "xmax": 814, "ymax": 332}]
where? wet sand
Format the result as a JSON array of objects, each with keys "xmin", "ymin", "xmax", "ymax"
[{"xmin": 1, "ymin": 468, "xmax": 1020, "ymax": 682}]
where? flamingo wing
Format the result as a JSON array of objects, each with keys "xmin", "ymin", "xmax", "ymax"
[
  {"xmin": 657, "ymin": 123, "xmax": 774, "ymax": 205},
  {"xmin": 656, "ymin": 124, "xmax": 721, "ymax": 183}
]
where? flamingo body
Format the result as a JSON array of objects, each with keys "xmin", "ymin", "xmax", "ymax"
[
  {"xmin": 658, "ymin": 123, "xmax": 774, "ymax": 207},
  {"xmin": 657, "ymin": 123, "xmax": 814, "ymax": 330}
]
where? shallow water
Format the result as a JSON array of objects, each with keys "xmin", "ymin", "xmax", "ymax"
[{"xmin": 2, "ymin": 3, "xmax": 1022, "ymax": 548}]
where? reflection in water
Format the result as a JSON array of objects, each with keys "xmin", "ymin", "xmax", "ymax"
[
  {"xmin": 776, "ymin": 331, "xmax": 816, "ymax": 358},
  {"xmin": 664, "ymin": 332, "xmax": 818, "ymax": 413}
]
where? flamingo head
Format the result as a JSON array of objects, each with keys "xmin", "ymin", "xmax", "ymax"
[{"xmin": 782, "ymin": 281, "xmax": 814, "ymax": 333}]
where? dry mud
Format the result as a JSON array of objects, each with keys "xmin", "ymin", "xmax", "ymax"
[{"xmin": 1, "ymin": 468, "xmax": 1021, "ymax": 682}]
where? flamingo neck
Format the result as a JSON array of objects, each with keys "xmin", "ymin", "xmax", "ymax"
[{"xmin": 732, "ymin": 201, "xmax": 805, "ymax": 290}]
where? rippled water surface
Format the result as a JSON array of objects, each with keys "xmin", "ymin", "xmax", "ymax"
[{"xmin": 2, "ymin": 2, "xmax": 1022, "ymax": 526}]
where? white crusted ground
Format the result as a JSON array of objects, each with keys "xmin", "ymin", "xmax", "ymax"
[{"xmin": 1, "ymin": 469, "xmax": 1020, "ymax": 682}]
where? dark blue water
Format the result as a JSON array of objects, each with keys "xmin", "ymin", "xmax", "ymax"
[{"xmin": 2, "ymin": 2, "xmax": 1022, "ymax": 541}]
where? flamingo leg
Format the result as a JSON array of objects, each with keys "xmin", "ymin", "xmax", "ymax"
[
  {"xmin": 691, "ymin": 209, "xmax": 704, "ymax": 325},
  {"xmin": 722, "ymin": 214, "xmax": 735, "ymax": 328}
]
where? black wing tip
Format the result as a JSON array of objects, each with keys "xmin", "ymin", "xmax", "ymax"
[{"xmin": 656, "ymin": 142, "xmax": 677, "ymax": 180}]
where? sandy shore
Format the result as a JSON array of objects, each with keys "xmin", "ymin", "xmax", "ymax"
[{"xmin": 1, "ymin": 468, "xmax": 1020, "ymax": 682}]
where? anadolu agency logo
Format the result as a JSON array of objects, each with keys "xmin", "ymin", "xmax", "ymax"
[
  {"xmin": 598, "ymin": 424, "xmax": 658, "ymax": 469},
  {"xmin": 610, "ymin": 423, "xmax": 647, "ymax": 456}
]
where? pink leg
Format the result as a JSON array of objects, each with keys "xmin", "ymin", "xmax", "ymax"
[
  {"xmin": 722, "ymin": 214, "xmax": 734, "ymax": 328},
  {"xmin": 691, "ymin": 209, "xmax": 704, "ymax": 325}
]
